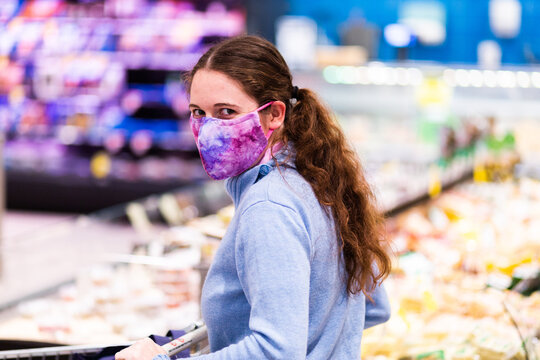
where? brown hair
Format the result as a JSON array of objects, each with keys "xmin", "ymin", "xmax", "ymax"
[{"xmin": 186, "ymin": 35, "xmax": 391, "ymax": 296}]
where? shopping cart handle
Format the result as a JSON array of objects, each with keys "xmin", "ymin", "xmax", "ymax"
[
  {"xmin": 0, "ymin": 321, "xmax": 208, "ymax": 359},
  {"xmin": 162, "ymin": 324, "xmax": 208, "ymax": 356}
]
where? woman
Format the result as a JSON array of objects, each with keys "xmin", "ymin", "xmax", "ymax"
[{"xmin": 116, "ymin": 35, "xmax": 391, "ymax": 360}]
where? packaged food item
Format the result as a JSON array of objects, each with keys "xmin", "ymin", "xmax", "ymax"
[{"xmin": 363, "ymin": 179, "xmax": 540, "ymax": 360}]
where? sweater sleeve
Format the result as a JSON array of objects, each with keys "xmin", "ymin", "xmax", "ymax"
[
  {"xmin": 191, "ymin": 200, "xmax": 312, "ymax": 360},
  {"xmin": 364, "ymin": 283, "xmax": 391, "ymax": 329}
]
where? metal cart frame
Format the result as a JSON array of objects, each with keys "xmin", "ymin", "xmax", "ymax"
[{"xmin": 0, "ymin": 322, "xmax": 208, "ymax": 360}]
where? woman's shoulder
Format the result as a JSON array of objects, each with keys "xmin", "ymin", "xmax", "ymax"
[{"xmin": 242, "ymin": 164, "xmax": 317, "ymax": 216}]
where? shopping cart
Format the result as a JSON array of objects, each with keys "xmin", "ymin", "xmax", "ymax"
[{"xmin": 0, "ymin": 321, "xmax": 208, "ymax": 360}]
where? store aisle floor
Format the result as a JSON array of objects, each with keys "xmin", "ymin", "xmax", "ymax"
[{"xmin": 0, "ymin": 211, "xmax": 136, "ymax": 310}]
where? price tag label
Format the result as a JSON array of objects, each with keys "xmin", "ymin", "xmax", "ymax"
[
  {"xmin": 428, "ymin": 164, "xmax": 442, "ymax": 198},
  {"xmin": 474, "ymin": 164, "xmax": 488, "ymax": 183}
]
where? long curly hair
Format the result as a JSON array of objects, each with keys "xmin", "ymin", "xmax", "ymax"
[{"xmin": 186, "ymin": 35, "xmax": 391, "ymax": 296}]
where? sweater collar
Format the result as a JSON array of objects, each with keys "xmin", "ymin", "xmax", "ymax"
[{"xmin": 225, "ymin": 145, "xmax": 295, "ymax": 207}]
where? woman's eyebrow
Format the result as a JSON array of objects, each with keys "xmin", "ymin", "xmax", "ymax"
[
  {"xmin": 213, "ymin": 103, "xmax": 239, "ymax": 108},
  {"xmin": 189, "ymin": 103, "xmax": 239, "ymax": 109}
]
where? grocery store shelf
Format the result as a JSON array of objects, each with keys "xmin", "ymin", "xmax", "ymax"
[
  {"xmin": 6, "ymin": 169, "xmax": 203, "ymax": 213},
  {"xmin": 0, "ymin": 180, "xmax": 231, "ymax": 313},
  {"xmin": 384, "ymin": 169, "xmax": 473, "ymax": 217}
]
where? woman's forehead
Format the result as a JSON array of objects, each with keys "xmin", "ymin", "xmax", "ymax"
[{"xmin": 190, "ymin": 69, "xmax": 257, "ymax": 108}]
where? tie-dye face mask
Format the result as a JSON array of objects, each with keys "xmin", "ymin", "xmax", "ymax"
[{"xmin": 190, "ymin": 102, "xmax": 274, "ymax": 180}]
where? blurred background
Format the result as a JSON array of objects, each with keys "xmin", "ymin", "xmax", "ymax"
[
  {"xmin": 0, "ymin": 0, "xmax": 539, "ymax": 213},
  {"xmin": 0, "ymin": 0, "xmax": 539, "ymax": 358}
]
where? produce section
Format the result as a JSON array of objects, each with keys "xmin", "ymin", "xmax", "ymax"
[{"xmin": 363, "ymin": 180, "xmax": 540, "ymax": 360}]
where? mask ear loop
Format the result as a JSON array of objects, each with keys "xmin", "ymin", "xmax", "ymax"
[
  {"xmin": 255, "ymin": 101, "xmax": 279, "ymax": 165},
  {"xmin": 256, "ymin": 101, "xmax": 276, "ymax": 139},
  {"xmin": 256, "ymin": 101, "xmax": 275, "ymax": 112}
]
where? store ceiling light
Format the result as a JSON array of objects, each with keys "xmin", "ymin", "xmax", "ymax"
[
  {"xmin": 483, "ymin": 70, "xmax": 498, "ymax": 88},
  {"xmin": 335, "ymin": 66, "xmax": 345, "ymax": 84},
  {"xmin": 322, "ymin": 66, "xmax": 339, "ymax": 84},
  {"xmin": 443, "ymin": 69, "xmax": 456, "ymax": 87},
  {"xmin": 516, "ymin": 71, "xmax": 530, "ymax": 88},
  {"xmin": 384, "ymin": 68, "xmax": 398, "ymax": 86},
  {"xmin": 350, "ymin": 67, "xmax": 361, "ymax": 84},
  {"xmin": 530, "ymin": 72, "xmax": 540, "ymax": 88},
  {"xmin": 496, "ymin": 70, "xmax": 516, "ymax": 88},
  {"xmin": 341, "ymin": 66, "xmax": 358, "ymax": 84},
  {"xmin": 469, "ymin": 70, "xmax": 483, "ymax": 88},
  {"xmin": 384, "ymin": 23, "xmax": 414, "ymax": 48},
  {"xmin": 356, "ymin": 67, "xmax": 370, "ymax": 85},
  {"xmin": 368, "ymin": 65, "xmax": 387, "ymax": 85},
  {"xmin": 399, "ymin": 0, "xmax": 446, "ymax": 46},
  {"xmin": 324, "ymin": 65, "xmax": 538, "ymax": 89},
  {"xmin": 489, "ymin": 0, "xmax": 522, "ymax": 39},
  {"xmin": 455, "ymin": 69, "xmax": 470, "ymax": 87},
  {"xmin": 407, "ymin": 68, "xmax": 424, "ymax": 86},
  {"xmin": 396, "ymin": 67, "xmax": 409, "ymax": 86}
]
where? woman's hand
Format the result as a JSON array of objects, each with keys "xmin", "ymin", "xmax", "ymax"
[{"xmin": 115, "ymin": 338, "xmax": 167, "ymax": 360}]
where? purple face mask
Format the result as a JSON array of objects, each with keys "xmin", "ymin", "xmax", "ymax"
[{"xmin": 190, "ymin": 102, "xmax": 274, "ymax": 180}]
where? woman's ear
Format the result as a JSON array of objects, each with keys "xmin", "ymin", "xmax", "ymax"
[{"xmin": 267, "ymin": 101, "xmax": 286, "ymax": 130}]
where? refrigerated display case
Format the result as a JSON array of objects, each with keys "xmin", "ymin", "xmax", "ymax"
[
  {"xmin": 0, "ymin": 180, "xmax": 231, "ymax": 345},
  {"xmin": 362, "ymin": 179, "xmax": 540, "ymax": 360}
]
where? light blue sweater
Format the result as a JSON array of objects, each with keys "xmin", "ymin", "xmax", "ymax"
[{"xmin": 161, "ymin": 149, "xmax": 390, "ymax": 359}]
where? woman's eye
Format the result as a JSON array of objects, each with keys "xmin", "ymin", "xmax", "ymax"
[
  {"xmin": 191, "ymin": 109, "xmax": 204, "ymax": 118},
  {"xmin": 218, "ymin": 108, "xmax": 236, "ymax": 118}
]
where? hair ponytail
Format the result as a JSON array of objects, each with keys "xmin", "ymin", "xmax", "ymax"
[
  {"xmin": 280, "ymin": 88, "xmax": 390, "ymax": 296},
  {"xmin": 187, "ymin": 35, "xmax": 391, "ymax": 296},
  {"xmin": 281, "ymin": 88, "xmax": 341, "ymax": 203}
]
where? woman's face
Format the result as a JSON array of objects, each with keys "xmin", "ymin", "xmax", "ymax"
[{"xmin": 189, "ymin": 69, "xmax": 271, "ymax": 134}]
